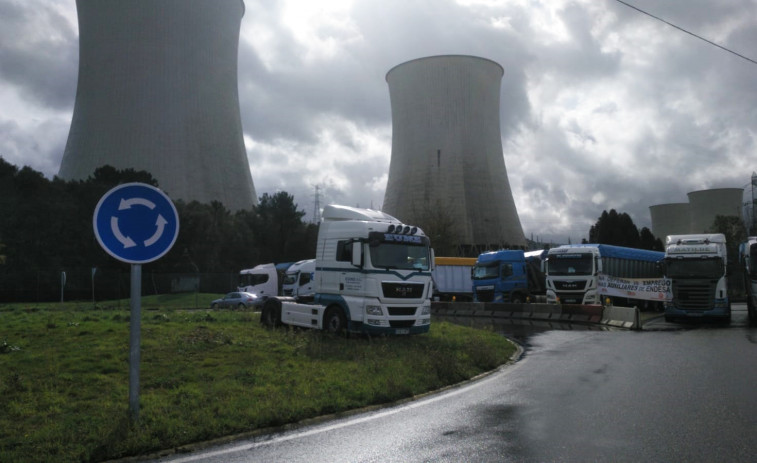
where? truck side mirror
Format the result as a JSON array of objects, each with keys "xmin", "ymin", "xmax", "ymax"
[
  {"xmin": 351, "ymin": 241, "xmax": 362, "ymax": 267},
  {"xmin": 656, "ymin": 260, "xmax": 666, "ymax": 274}
]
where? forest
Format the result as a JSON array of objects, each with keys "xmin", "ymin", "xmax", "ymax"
[
  {"xmin": 1, "ymin": 156, "xmax": 744, "ymax": 302},
  {"xmin": 0, "ymin": 157, "xmax": 317, "ymax": 302}
]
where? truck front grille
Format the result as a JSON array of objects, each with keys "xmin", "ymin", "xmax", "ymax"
[
  {"xmin": 389, "ymin": 320, "xmax": 416, "ymax": 328},
  {"xmin": 553, "ymin": 280, "xmax": 587, "ymax": 291},
  {"xmin": 672, "ymin": 280, "xmax": 717, "ymax": 310},
  {"xmin": 382, "ymin": 282, "xmax": 425, "ymax": 299},
  {"xmin": 387, "ymin": 306, "xmax": 418, "ymax": 316}
]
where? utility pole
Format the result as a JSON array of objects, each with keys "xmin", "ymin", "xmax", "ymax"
[{"xmin": 313, "ymin": 185, "xmax": 322, "ymax": 224}]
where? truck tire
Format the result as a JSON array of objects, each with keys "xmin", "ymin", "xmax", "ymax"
[
  {"xmin": 324, "ymin": 306, "xmax": 347, "ymax": 335},
  {"xmin": 261, "ymin": 299, "xmax": 282, "ymax": 328},
  {"xmin": 511, "ymin": 293, "xmax": 524, "ymax": 304}
]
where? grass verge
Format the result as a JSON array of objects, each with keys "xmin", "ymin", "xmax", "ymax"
[{"xmin": 0, "ymin": 296, "xmax": 516, "ymax": 462}]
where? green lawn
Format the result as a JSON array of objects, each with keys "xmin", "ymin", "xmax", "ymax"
[{"xmin": 0, "ymin": 296, "xmax": 516, "ymax": 462}]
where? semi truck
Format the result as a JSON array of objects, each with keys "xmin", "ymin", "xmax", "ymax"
[
  {"xmin": 472, "ymin": 250, "xmax": 547, "ymax": 303},
  {"xmin": 739, "ymin": 237, "xmax": 757, "ymax": 325},
  {"xmin": 545, "ymin": 243, "xmax": 664, "ymax": 307},
  {"xmin": 282, "ymin": 258, "xmax": 316, "ymax": 299},
  {"xmin": 238, "ymin": 262, "xmax": 293, "ymax": 303},
  {"xmin": 431, "ymin": 257, "xmax": 476, "ymax": 301},
  {"xmin": 260, "ymin": 205, "xmax": 434, "ymax": 335},
  {"xmin": 663, "ymin": 234, "xmax": 730, "ymax": 322}
]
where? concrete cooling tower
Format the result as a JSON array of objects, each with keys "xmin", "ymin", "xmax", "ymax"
[
  {"xmin": 58, "ymin": 0, "xmax": 257, "ymax": 211},
  {"xmin": 649, "ymin": 203, "xmax": 690, "ymax": 240},
  {"xmin": 382, "ymin": 55, "xmax": 526, "ymax": 253},
  {"xmin": 687, "ymin": 188, "xmax": 743, "ymax": 233}
]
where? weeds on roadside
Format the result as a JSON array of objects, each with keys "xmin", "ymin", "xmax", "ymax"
[{"xmin": 0, "ymin": 306, "xmax": 515, "ymax": 463}]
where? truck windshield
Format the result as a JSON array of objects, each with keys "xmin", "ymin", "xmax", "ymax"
[
  {"xmin": 665, "ymin": 257, "xmax": 723, "ymax": 279},
  {"xmin": 548, "ymin": 254, "xmax": 594, "ymax": 276},
  {"xmin": 473, "ymin": 263, "xmax": 499, "ymax": 280},
  {"xmin": 239, "ymin": 273, "xmax": 268, "ymax": 287},
  {"xmin": 282, "ymin": 274, "xmax": 297, "ymax": 285},
  {"xmin": 370, "ymin": 243, "xmax": 430, "ymax": 270}
]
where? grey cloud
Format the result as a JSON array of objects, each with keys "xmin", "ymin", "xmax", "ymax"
[{"xmin": 0, "ymin": 0, "xmax": 78, "ymax": 109}]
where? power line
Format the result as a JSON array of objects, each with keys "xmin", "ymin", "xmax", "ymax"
[{"xmin": 614, "ymin": 0, "xmax": 757, "ymax": 66}]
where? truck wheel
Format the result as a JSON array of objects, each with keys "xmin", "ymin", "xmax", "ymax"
[
  {"xmin": 324, "ymin": 306, "xmax": 347, "ymax": 335},
  {"xmin": 261, "ymin": 299, "xmax": 281, "ymax": 328},
  {"xmin": 511, "ymin": 294, "xmax": 524, "ymax": 304}
]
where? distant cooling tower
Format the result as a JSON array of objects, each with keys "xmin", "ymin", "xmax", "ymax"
[
  {"xmin": 649, "ymin": 203, "xmax": 690, "ymax": 240},
  {"xmin": 382, "ymin": 55, "xmax": 526, "ymax": 252},
  {"xmin": 58, "ymin": 0, "xmax": 257, "ymax": 211},
  {"xmin": 687, "ymin": 188, "xmax": 742, "ymax": 233}
]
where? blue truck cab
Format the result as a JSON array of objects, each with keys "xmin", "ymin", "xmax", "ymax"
[{"xmin": 472, "ymin": 250, "xmax": 546, "ymax": 303}]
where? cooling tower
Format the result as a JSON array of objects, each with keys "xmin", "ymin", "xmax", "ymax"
[
  {"xmin": 742, "ymin": 173, "xmax": 757, "ymax": 235},
  {"xmin": 58, "ymin": 0, "xmax": 257, "ymax": 211},
  {"xmin": 687, "ymin": 188, "xmax": 743, "ymax": 233},
  {"xmin": 382, "ymin": 55, "xmax": 526, "ymax": 253},
  {"xmin": 649, "ymin": 203, "xmax": 690, "ymax": 240}
]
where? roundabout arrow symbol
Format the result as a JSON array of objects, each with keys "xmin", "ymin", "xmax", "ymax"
[
  {"xmin": 144, "ymin": 214, "xmax": 167, "ymax": 247},
  {"xmin": 119, "ymin": 197, "xmax": 156, "ymax": 210},
  {"xmin": 94, "ymin": 183, "xmax": 179, "ymax": 264},
  {"xmin": 111, "ymin": 216, "xmax": 136, "ymax": 248}
]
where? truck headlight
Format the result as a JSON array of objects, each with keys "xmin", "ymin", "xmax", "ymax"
[
  {"xmin": 421, "ymin": 305, "xmax": 431, "ymax": 315},
  {"xmin": 366, "ymin": 305, "xmax": 383, "ymax": 316}
]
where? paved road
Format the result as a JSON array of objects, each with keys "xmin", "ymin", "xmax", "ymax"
[{"xmin": 157, "ymin": 304, "xmax": 757, "ymax": 462}]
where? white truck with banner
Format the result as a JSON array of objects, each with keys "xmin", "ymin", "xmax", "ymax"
[
  {"xmin": 739, "ymin": 237, "xmax": 757, "ymax": 325},
  {"xmin": 663, "ymin": 234, "xmax": 730, "ymax": 322},
  {"xmin": 260, "ymin": 205, "xmax": 434, "ymax": 335},
  {"xmin": 545, "ymin": 243, "xmax": 666, "ymax": 308}
]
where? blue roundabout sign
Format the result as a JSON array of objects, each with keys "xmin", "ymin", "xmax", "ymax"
[{"xmin": 93, "ymin": 183, "xmax": 179, "ymax": 264}]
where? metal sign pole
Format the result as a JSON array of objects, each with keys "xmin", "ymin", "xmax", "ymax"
[
  {"xmin": 93, "ymin": 183, "xmax": 179, "ymax": 423},
  {"xmin": 129, "ymin": 263, "xmax": 142, "ymax": 421}
]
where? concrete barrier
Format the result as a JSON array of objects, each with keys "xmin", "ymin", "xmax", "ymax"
[
  {"xmin": 430, "ymin": 301, "xmax": 641, "ymax": 330},
  {"xmin": 600, "ymin": 305, "xmax": 640, "ymax": 330},
  {"xmin": 561, "ymin": 304, "xmax": 603, "ymax": 324}
]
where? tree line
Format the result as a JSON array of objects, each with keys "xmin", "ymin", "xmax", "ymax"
[
  {"xmin": 0, "ymin": 157, "xmax": 317, "ymax": 302},
  {"xmin": 586, "ymin": 209, "xmax": 664, "ymax": 250}
]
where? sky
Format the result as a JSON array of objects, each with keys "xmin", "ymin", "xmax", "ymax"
[{"xmin": 1, "ymin": 0, "xmax": 756, "ymax": 244}]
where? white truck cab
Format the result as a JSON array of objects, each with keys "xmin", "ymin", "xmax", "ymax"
[
  {"xmin": 261, "ymin": 205, "xmax": 434, "ymax": 335},
  {"xmin": 663, "ymin": 234, "xmax": 730, "ymax": 322},
  {"xmin": 282, "ymin": 259, "xmax": 316, "ymax": 299},
  {"xmin": 238, "ymin": 263, "xmax": 278, "ymax": 299}
]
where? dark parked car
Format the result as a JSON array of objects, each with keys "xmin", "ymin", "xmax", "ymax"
[{"xmin": 210, "ymin": 292, "xmax": 259, "ymax": 310}]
